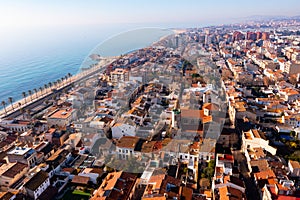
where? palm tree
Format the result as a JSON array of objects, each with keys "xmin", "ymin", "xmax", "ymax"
[
  {"xmin": 44, "ymin": 84, "xmax": 48, "ymax": 93},
  {"xmin": 57, "ymin": 79, "xmax": 61, "ymax": 85},
  {"xmin": 48, "ymin": 82, "xmax": 52, "ymax": 90},
  {"xmin": 61, "ymin": 77, "xmax": 65, "ymax": 86},
  {"xmin": 1, "ymin": 101, "xmax": 7, "ymax": 115},
  {"xmin": 65, "ymin": 75, "xmax": 69, "ymax": 84},
  {"xmin": 53, "ymin": 81, "xmax": 57, "ymax": 89},
  {"xmin": 33, "ymin": 88, "xmax": 38, "ymax": 99},
  {"xmin": 8, "ymin": 97, "xmax": 14, "ymax": 111},
  {"xmin": 18, "ymin": 102, "xmax": 21, "ymax": 108},
  {"xmin": 28, "ymin": 90, "xmax": 33, "ymax": 101},
  {"xmin": 67, "ymin": 73, "xmax": 72, "ymax": 83},
  {"xmin": 22, "ymin": 92, "xmax": 27, "ymax": 104},
  {"xmin": 39, "ymin": 87, "xmax": 43, "ymax": 95}
]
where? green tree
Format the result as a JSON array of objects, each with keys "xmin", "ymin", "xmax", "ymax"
[
  {"xmin": 8, "ymin": 97, "xmax": 14, "ymax": 110},
  {"xmin": 1, "ymin": 101, "xmax": 7, "ymax": 114},
  {"xmin": 22, "ymin": 92, "xmax": 27, "ymax": 104},
  {"xmin": 28, "ymin": 90, "xmax": 33, "ymax": 101},
  {"xmin": 288, "ymin": 151, "xmax": 300, "ymax": 162}
]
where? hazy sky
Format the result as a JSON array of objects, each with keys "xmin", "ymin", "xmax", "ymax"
[{"xmin": 0, "ymin": 0, "xmax": 299, "ymax": 29}]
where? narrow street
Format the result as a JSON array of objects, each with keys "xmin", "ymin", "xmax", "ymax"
[{"xmin": 233, "ymin": 150, "xmax": 260, "ymax": 200}]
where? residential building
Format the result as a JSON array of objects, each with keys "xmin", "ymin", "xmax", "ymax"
[
  {"xmin": 24, "ymin": 170, "xmax": 50, "ymax": 200},
  {"xmin": 91, "ymin": 171, "xmax": 137, "ymax": 200},
  {"xmin": 0, "ymin": 162, "xmax": 28, "ymax": 189},
  {"xmin": 47, "ymin": 108, "xmax": 76, "ymax": 128},
  {"xmin": 110, "ymin": 68, "xmax": 130, "ymax": 85},
  {"xmin": 7, "ymin": 147, "xmax": 37, "ymax": 167},
  {"xmin": 288, "ymin": 160, "xmax": 300, "ymax": 177}
]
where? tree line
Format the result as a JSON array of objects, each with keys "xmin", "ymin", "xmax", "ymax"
[{"xmin": 1, "ymin": 73, "xmax": 72, "ymax": 115}]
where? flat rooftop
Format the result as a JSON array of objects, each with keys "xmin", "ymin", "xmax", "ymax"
[
  {"xmin": 48, "ymin": 109, "xmax": 73, "ymax": 119},
  {"xmin": 8, "ymin": 147, "xmax": 31, "ymax": 156}
]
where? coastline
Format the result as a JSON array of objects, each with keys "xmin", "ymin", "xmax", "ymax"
[
  {"xmin": 0, "ymin": 28, "xmax": 176, "ymax": 117},
  {"xmin": 0, "ymin": 57, "xmax": 115, "ymax": 119}
]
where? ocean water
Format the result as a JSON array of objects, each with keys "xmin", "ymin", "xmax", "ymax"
[{"xmin": 0, "ymin": 24, "xmax": 173, "ymax": 108}]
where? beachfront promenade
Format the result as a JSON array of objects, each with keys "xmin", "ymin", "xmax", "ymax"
[{"xmin": 0, "ymin": 57, "xmax": 115, "ymax": 119}]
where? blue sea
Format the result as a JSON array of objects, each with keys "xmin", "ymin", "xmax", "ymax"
[{"xmin": 0, "ymin": 24, "xmax": 174, "ymax": 108}]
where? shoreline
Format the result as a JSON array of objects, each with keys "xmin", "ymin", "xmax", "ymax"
[
  {"xmin": 0, "ymin": 29, "xmax": 178, "ymax": 118},
  {"xmin": 0, "ymin": 57, "xmax": 116, "ymax": 119}
]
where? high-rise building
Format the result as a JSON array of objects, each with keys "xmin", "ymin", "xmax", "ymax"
[
  {"xmin": 256, "ymin": 32, "xmax": 262, "ymax": 40},
  {"xmin": 233, "ymin": 31, "xmax": 244, "ymax": 41},
  {"xmin": 262, "ymin": 32, "xmax": 270, "ymax": 40},
  {"xmin": 247, "ymin": 32, "xmax": 257, "ymax": 41}
]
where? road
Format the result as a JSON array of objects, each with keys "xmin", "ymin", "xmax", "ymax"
[{"xmin": 233, "ymin": 150, "xmax": 260, "ymax": 200}]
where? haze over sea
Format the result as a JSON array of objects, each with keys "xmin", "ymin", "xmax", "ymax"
[{"xmin": 0, "ymin": 23, "xmax": 177, "ymax": 108}]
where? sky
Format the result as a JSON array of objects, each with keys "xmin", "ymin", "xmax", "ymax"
[{"xmin": 0, "ymin": 0, "xmax": 299, "ymax": 30}]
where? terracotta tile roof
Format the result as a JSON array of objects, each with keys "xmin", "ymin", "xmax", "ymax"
[
  {"xmin": 91, "ymin": 171, "xmax": 137, "ymax": 200},
  {"xmin": 141, "ymin": 141, "xmax": 156, "ymax": 153},
  {"xmin": 250, "ymin": 159, "xmax": 269, "ymax": 172},
  {"xmin": 181, "ymin": 109, "xmax": 204, "ymax": 119},
  {"xmin": 180, "ymin": 186, "xmax": 193, "ymax": 200},
  {"xmin": 116, "ymin": 136, "xmax": 139, "ymax": 149},
  {"xmin": 218, "ymin": 185, "xmax": 244, "ymax": 200},
  {"xmin": 289, "ymin": 160, "xmax": 300, "ymax": 169},
  {"xmin": 48, "ymin": 108, "xmax": 73, "ymax": 119},
  {"xmin": 2, "ymin": 162, "xmax": 28, "ymax": 178},
  {"xmin": 254, "ymin": 169, "xmax": 276, "ymax": 180},
  {"xmin": 142, "ymin": 197, "xmax": 166, "ymax": 200},
  {"xmin": 148, "ymin": 174, "xmax": 165, "ymax": 190},
  {"xmin": 72, "ymin": 175, "xmax": 90, "ymax": 185}
]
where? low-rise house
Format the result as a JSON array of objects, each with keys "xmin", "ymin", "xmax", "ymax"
[
  {"xmin": 45, "ymin": 149, "xmax": 70, "ymax": 178},
  {"xmin": 242, "ymin": 129, "xmax": 277, "ymax": 155},
  {"xmin": 112, "ymin": 122, "xmax": 136, "ymax": 139},
  {"xmin": 116, "ymin": 136, "xmax": 140, "ymax": 160},
  {"xmin": 44, "ymin": 128, "xmax": 56, "ymax": 143},
  {"xmin": 91, "ymin": 171, "xmax": 137, "ymax": 200},
  {"xmin": 7, "ymin": 147, "xmax": 37, "ymax": 167},
  {"xmin": 142, "ymin": 174, "xmax": 182, "ymax": 199},
  {"xmin": 78, "ymin": 168, "xmax": 104, "ymax": 184},
  {"xmin": 215, "ymin": 154, "xmax": 234, "ymax": 176},
  {"xmin": 71, "ymin": 175, "xmax": 90, "ymax": 186},
  {"xmin": 279, "ymin": 88, "xmax": 300, "ymax": 101},
  {"xmin": 212, "ymin": 175, "xmax": 246, "ymax": 198},
  {"xmin": 47, "ymin": 108, "xmax": 76, "ymax": 129},
  {"xmin": 199, "ymin": 138, "xmax": 216, "ymax": 162},
  {"xmin": 215, "ymin": 185, "xmax": 246, "ymax": 200},
  {"xmin": 288, "ymin": 160, "xmax": 300, "ymax": 177},
  {"xmin": 24, "ymin": 170, "xmax": 50, "ymax": 200},
  {"xmin": 34, "ymin": 142, "xmax": 54, "ymax": 162},
  {"xmin": 0, "ymin": 162, "xmax": 28, "ymax": 189},
  {"xmin": 0, "ymin": 119, "xmax": 31, "ymax": 132}
]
